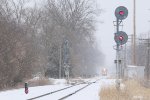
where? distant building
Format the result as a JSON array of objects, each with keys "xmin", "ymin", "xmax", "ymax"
[{"xmin": 125, "ymin": 65, "xmax": 145, "ymax": 80}]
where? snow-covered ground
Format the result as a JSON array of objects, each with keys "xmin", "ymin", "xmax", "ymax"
[{"xmin": 0, "ymin": 77, "xmax": 115, "ymax": 100}]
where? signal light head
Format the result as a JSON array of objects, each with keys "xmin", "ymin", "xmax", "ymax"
[
  {"xmin": 119, "ymin": 11, "xmax": 124, "ymax": 16},
  {"xmin": 119, "ymin": 36, "xmax": 123, "ymax": 41},
  {"xmin": 114, "ymin": 31, "xmax": 128, "ymax": 45},
  {"xmin": 115, "ymin": 6, "xmax": 128, "ymax": 20}
]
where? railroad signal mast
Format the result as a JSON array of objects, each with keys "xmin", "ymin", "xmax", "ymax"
[
  {"xmin": 63, "ymin": 39, "xmax": 70, "ymax": 84},
  {"xmin": 114, "ymin": 6, "xmax": 128, "ymax": 80}
]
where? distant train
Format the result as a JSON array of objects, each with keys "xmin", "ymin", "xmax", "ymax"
[{"xmin": 101, "ymin": 68, "xmax": 107, "ymax": 76}]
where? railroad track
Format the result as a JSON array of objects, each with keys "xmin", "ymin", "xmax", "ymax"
[{"xmin": 27, "ymin": 79, "xmax": 100, "ymax": 100}]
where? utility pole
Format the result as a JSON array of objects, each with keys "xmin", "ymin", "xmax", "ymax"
[
  {"xmin": 59, "ymin": 44, "xmax": 62, "ymax": 79},
  {"xmin": 133, "ymin": 0, "xmax": 136, "ymax": 65},
  {"xmin": 146, "ymin": 37, "xmax": 150, "ymax": 80}
]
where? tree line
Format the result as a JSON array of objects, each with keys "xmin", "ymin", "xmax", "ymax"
[{"xmin": 0, "ymin": 0, "xmax": 104, "ymax": 89}]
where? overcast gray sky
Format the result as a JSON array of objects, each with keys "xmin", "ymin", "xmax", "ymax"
[{"xmin": 95, "ymin": 0, "xmax": 150, "ymax": 71}]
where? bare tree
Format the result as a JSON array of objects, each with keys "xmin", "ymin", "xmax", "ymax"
[{"xmin": 42, "ymin": 0, "xmax": 103, "ymax": 77}]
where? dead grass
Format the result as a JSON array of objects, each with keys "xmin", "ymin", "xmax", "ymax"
[
  {"xmin": 99, "ymin": 85, "xmax": 130, "ymax": 100},
  {"xmin": 99, "ymin": 80, "xmax": 150, "ymax": 100}
]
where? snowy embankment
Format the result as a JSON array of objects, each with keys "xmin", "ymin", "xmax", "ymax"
[
  {"xmin": 0, "ymin": 78, "xmax": 68, "ymax": 100},
  {"xmin": 0, "ymin": 77, "xmax": 116, "ymax": 100}
]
